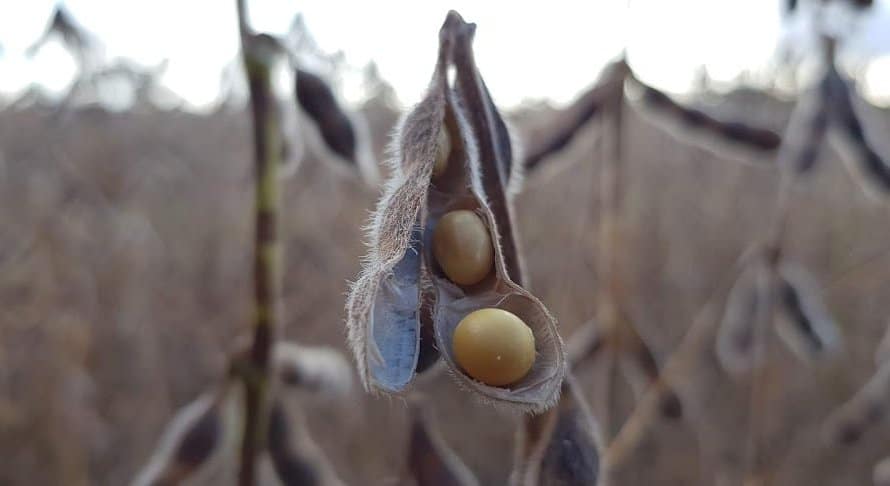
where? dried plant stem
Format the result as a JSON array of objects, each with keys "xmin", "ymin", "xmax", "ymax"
[
  {"xmin": 598, "ymin": 82, "xmax": 627, "ymax": 442},
  {"xmin": 603, "ymin": 244, "xmax": 757, "ymax": 469},
  {"xmin": 236, "ymin": 1, "xmax": 283, "ymax": 485},
  {"xmin": 742, "ymin": 171, "xmax": 794, "ymax": 484}
]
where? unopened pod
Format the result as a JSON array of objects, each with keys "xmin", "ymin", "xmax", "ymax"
[{"xmin": 346, "ymin": 11, "xmax": 566, "ymax": 413}]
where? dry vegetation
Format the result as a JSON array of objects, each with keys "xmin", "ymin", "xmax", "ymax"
[{"xmin": 4, "ymin": 6, "xmax": 890, "ymax": 486}]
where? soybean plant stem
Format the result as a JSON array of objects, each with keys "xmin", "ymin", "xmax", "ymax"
[{"xmin": 236, "ymin": 2, "xmax": 283, "ymax": 485}]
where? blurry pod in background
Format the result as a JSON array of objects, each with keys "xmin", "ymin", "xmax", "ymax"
[
  {"xmin": 773, "ymin": 264, "xmax": 842, "ymax": 362},
  {"xmin": 822, "ymin": 362, "xmax": 890, "ymax": 446},
  {"xmin": 274, "ymin": 341, "xmax": 353, "ymax": 397},
  {"xmin": 131, "ymin": 341, "xmax": 353, "ymax": 485},
  {"xmin": 511, "ymin": 376, "xmax": 602, "ymax": 486},
  {"xmin": 776, "ymin": 73, "xmax": 829, "ymax": 174},
  {"xmin": 294, "ymin": 67, "xmax": 380, "ymax": 185},
  {"xmin": 403, "ymin": 395, "xmax": 479, "ymax": 486},
  {"xmin": 716, "ymin": 257, "xmax": 773, "ymax": 375},
  {"xmin": 131, "ymin": 383, "xmax": 243, "ymax": 486},
  {"xmin": 823, "ymin": 49, "xmax": 890, "ymax": 200},
  {"xmin": 874, "ymin": 456, "xmax": 890, "ymax": 486},
  {"xmin": 267, "ymin": 400, "xmax": 346, "ymax": 486},
  {"xmin": 624, "ymin": 74, "xmax": 782, "ymax": 163},
  {"xmin": 345, "ymin": 10, "xmax": 566, "ymax": 413},
  {"xmin": 875, "ymin": 322, "xmax": 890, "ymax": 366}
]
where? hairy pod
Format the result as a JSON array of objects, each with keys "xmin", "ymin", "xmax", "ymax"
[
  {"xmin": 625, "ymin": 75, "xmax": 781, "ymax": 161},
  {"xmin": 346, "ymin": 11, "xmax": 566, "ymax": 412}
]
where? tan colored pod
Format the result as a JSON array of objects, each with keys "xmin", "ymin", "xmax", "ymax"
[{"xmin": 421, "ymin": 12, "xmax": 567, "ymax": 412}]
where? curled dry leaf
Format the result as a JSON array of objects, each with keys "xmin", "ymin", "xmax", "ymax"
[
  {"xmin": 625, "ymin": 75, "xmax": 781, "ymax": 161},
  {"xmin": 346, "ymin": 10, "xmax": 566, "ymax": 412},
  {"xmin": 774, "ymin": 264, "xmax": 841, "ymax": 362},
  {"xmin": 404, "ymin": 396, "xmax": 479, "ymax": 486},
  {"xmin": 716, "ymin": 258, "xmax": 773, "ymax": 375},
  {"xmin": 823, "ymin": 363, "xmax": 890, "ymax": 446},
  {"xmin": 824, "ymin": 64, "xmax": 890, "ymax": 199},
  {"xmin": 131, "ymin": 382, "xmax": 243, "ymax": 486},
  {"xmin": 511, "ymin": 376, "xmax": 601, "ymax": 486},
  {"xmin": 274, "ymin": 341, "xmax": 354, "ymax": 397},
  {"xmin": 295, "ymin": 67, "xmax": 379, "ymax": 184},
  {"xmin": 267, "ymin": 400, "xmax": 346, "ymax": 486}
]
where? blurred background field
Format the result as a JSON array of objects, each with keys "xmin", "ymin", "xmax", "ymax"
[{"xmin": 2, "ymin": 2, "xmax": 890, "ymax": 485}]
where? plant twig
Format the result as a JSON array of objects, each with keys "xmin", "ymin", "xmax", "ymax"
[{"xmin": 236, "ymin": 1, "xmax": 284, "ymax": 485}]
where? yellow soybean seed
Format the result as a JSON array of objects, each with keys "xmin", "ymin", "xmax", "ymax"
[
  {"xmin": 433, "ymin": 210, "xmax": 494, "ymax": 286},
  {"xmin": 452, "ymin": 308, "xmax": 535, "ymax": 386},
  {"xmin": 433, "ymin": 128, "xmax": 450, "ymax": 177}
]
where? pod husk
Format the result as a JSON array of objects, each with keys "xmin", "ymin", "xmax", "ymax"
[
  {"xmin": 345, "ymin": 30, "xmax": 450, "ymax": 393},
  {"xmin": 424, "ymin": 12, "xmax": 566, "ymax": 413}
]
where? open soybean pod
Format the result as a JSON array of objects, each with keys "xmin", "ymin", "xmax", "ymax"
[
  {"xmin": 511, "ymin": 376, "xmax": 601, "ymax": 486},
  {"xmin": 625, "ymin": 74, "xmax": 781, "ymax": 161},
  {"xmin": 294, "ymin": 67, "xmax": 379, "ymax": 184},
  {"xmin": 426, "ymin": 11, "xmax": 566, "ymax": 412},
  {"xmin": 267, "ymin": 401, "xmax": 346, "ymax": 486},
  {"xmin": 823, "ymin": 362, "xmax": 890, "ymax": 445},
  {"xmin": 716, "ymin": 257, "xmax": 774, "ymax": 374},
  {"xmin": 131, "ymin": 382, "xmax": 243, "ymax": 486},
  {"xmin": 824, "ymin": 63, "xmax": 890, "ymax": 199},
  {"xmin": 773, "ymin": 264, "xmax": 842, "ymax": 362},
  {"xmin": 776, "ymin": 75, "xmax": 830, "ymax": 174},
  {"xmin": 404, "ymin": 396, "xmax": 479, "ymax": 486},
  {"xmin": 346, "ymin": 11, "xmax": 566, "ymax": 412}
]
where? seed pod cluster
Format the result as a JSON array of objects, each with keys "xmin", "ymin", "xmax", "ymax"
[{"xmin": 346, "ymin": 10, "xmax": 566, "ymax": 412}]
